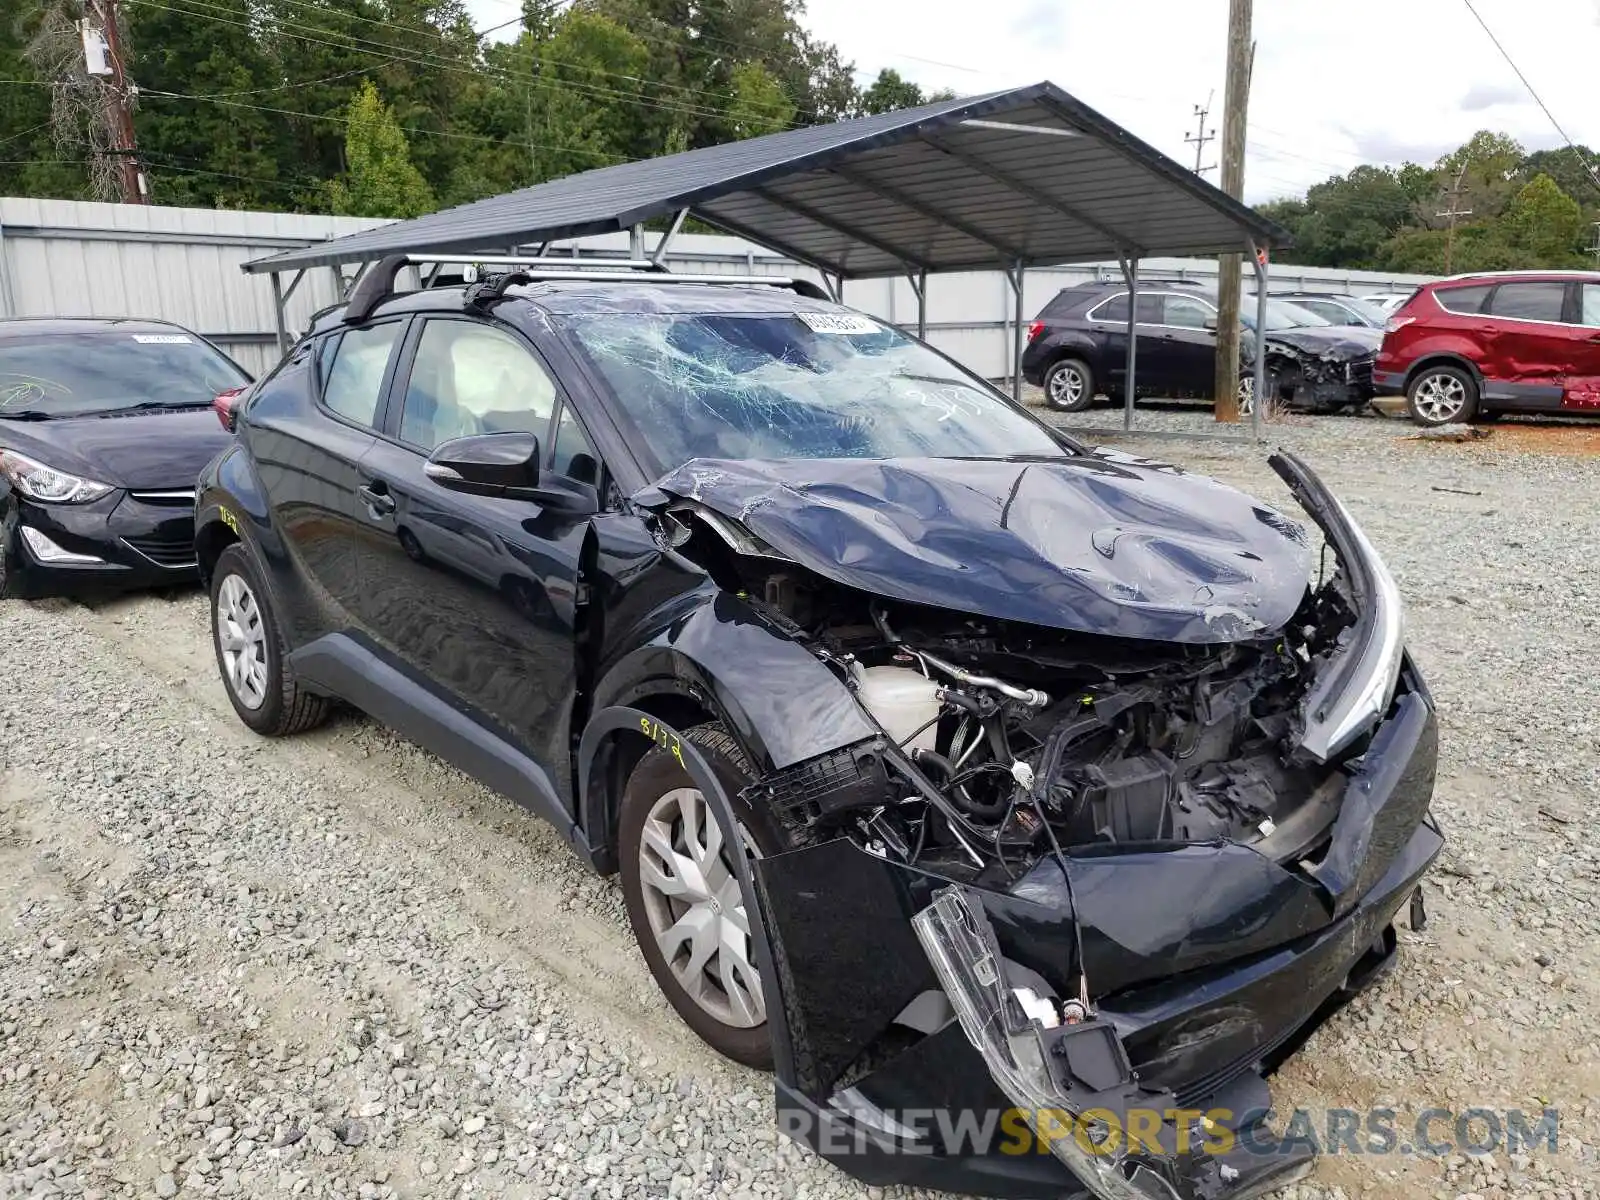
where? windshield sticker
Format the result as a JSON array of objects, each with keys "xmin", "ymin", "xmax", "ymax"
[
  {"xmin": 132, "ymin": 334, "xmax": 193, "ymax": 344},
  {"xmin": 796, "ymin": 312, "xmax": 879, "ymax": 335}
]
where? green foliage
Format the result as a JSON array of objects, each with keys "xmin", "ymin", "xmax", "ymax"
[
  {"xmin": 859, "ymin": 68, "xmax": 925, "ymax": 115},
  {"xmin": 1261, "ymin": 130, "xmax": 1600, "ymax": 272},
  {"xmin": 726, "ymin": 61, "xmax": 794, "ymax": 139},
  {"xmin": 325, "ymin": 79, "xmax": 436, "ymax": 218}
]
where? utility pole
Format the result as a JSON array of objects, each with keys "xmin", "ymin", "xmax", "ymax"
[
  {"xmin": 1589, "ymin": 221, "xmax": 1600, "ymax": 267},
  {"xmin": 1184, "ymin": 92, "xmax": 1216, "ymax": 175},
  {"xmin": 1212, "ymin": 0, "xmax": 1252, "ymax": 422},
  {"xmin": 1436, "ymin": 162, "xmax": 1471, "ymax": 275},
  {"xmin": 89, "ymin": 0, "xmax": 147, "ymax": 204}
]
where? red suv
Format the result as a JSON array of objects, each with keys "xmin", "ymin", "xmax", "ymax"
[{"xmin": 1374, "ymin": 271, "xmax": 1600, "ymax": 425}]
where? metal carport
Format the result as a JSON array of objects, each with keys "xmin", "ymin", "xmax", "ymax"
[{"xmin": 244, "ymin": 80, "xmax": 1289, "ymax": 434}]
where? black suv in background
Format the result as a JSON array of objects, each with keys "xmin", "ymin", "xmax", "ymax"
[{"xmin": 1021, "ymin": 281, "xmax": 1381, "ymax": 413}]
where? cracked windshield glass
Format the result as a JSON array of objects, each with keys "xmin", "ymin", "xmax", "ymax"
[{"xmin": 563, "ymin": 311, "xmax": 1069, "ymax": 474}]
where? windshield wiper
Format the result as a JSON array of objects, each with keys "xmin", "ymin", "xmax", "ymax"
[
  {"xmin": 0, "ymin": 408, "xmax": 52, "ymax": 421},
  {"xmin": 109, "ymin": 400, "xmax": 212, "ymax": 412}
]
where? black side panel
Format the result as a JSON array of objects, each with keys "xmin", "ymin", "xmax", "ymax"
[{"xmin": 289, "ymin": 632, "xmax": 585, "ymax": 852}]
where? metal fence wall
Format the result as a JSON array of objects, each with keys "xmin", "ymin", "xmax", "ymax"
[{"xmin": 1, "ymin": 197, "xmax": 1436, "ymax": 381}]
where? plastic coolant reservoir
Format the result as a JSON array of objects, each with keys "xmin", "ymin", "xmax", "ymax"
[{"xmin": 851, "ymin": 663, "xmax": 941, "ymax": 754}]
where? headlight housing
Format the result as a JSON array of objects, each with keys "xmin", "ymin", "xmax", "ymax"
[
  {"xmin": 0, "ymin": 449, "xmax": 115, "ymax": 504},
  {"xmin": 1270, "ymin": 452, "xmax": 1405, "ymax": 764}
]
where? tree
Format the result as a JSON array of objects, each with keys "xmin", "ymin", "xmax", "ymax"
[
  {"xmin": 326, "ymin": 80, "xmax": 436, "ymax": 218},
  {"xmin": 127, "ymin": 0, "xmax": 292, "ymax": 209},
  {"xmin": 726, "ymin": 61, "xmax": 794, "ymax": 139},
  {"xmin": 1501, "ymin": 173, "xmax": 1586, "ymax": 266},
  {"xmin": 0, "ymin": 2, "xmax": 87, "ymax": 200},
  {"xmin": 859, "ymin": 68, "xmax": 924, "ymax": 115}
]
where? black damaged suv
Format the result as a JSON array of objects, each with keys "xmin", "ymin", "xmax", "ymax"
[
  {"xmin": 195, "ymin": 257, "xmax": 1438, "ymax": 1200},
  {"xmin": 1021, "ymin": 281, "xmax": 1381, "ymax": 414}
]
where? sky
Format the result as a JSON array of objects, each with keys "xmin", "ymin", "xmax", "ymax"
[{"xmin": 464, "ymin": 0, "xmax": 1600, "ymax": 203}]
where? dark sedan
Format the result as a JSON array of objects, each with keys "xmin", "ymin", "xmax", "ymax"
[
  {"xmin": 1021, "ymin": 281, "xmax": 1382, "ymax": 414},
  {"xmin": 0, "ymin": 318, "xmax": 249, "ymax": 598}
]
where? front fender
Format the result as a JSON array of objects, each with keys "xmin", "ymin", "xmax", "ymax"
[
  {"xmin": 195, "ymin": 442, "xmax": 279, "ymax": 574},
  {"xmin": 579, "ymin": 587, "xmax": 874, "ymax": 866}
]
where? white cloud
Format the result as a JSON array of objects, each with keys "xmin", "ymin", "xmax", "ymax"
[{"xmin": 464, "ymin": 0, "xmax": 1600, "ymax": 202}]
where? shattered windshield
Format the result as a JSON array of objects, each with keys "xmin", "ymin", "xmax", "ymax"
[{"xmin": 561, "ymin": 312, "xmax": 1069, "ymax": 475}]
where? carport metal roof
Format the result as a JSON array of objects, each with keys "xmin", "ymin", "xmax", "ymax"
[{"xmin": 244, "ymin": 81, "xmax": 1287, "ymax": 280}]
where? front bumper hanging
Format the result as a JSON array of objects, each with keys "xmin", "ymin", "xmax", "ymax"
[{"xmin": 912, "ymin": 888, "xmax": 1315, "ymax": 1200}]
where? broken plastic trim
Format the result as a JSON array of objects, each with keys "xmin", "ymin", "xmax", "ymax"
[
  {"xmin": 1271, "ymin": 452, "xmax": 1405, "ymax": 764},
  {"xmin": 912, "ymin": 888, "xmax": 1186, "ymax": 1200}
]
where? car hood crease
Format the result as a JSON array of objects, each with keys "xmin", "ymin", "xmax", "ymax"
[{"xmin": 648, "ymin": 455, "xmax": 1315, "ymax": 643}]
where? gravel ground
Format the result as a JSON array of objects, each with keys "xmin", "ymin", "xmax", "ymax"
[{"xmin": 2, "ymin": 402, "xmax": 1598, "ymax": 1200}]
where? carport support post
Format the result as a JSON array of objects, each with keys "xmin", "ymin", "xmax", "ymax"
[
  {"xmin": 1249, "ymin": 241, "xmax": 1269, "ymax": 442},
  {"xmin": 1008, "ymin": 260, "xmax": 1025, "ymax": 404},
  {"xmin": 270, "ymin": 271, "xmax": 288, "ymax": 356},
  {"xmin": 1118, "ymin": 252, "xmax": 1140, "ymax": 431},
  {"xmin": 908, "ymin": 268, "xmax": 927, "ymax": 339}
]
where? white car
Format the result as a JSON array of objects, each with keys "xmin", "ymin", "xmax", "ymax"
[{"xmin": 1360, "ymin": 293, "xmax": 1412, "ymax": 314}]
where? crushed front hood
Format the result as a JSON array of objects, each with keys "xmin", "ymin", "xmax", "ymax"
[
  {"xmin": 1267, "ymin": 326, "xmax": 1382, "ymax": 359},
  {"xmin": 648, "ymin": 454, "xmax": 1314, "ymax": 643}
]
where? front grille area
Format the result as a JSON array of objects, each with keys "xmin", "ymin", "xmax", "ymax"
[
  {"xmin": 123, "ymin": 530, "xmax": 198, "ymax": 568},
  {"xmin": 128, "ymin": 489, "xmax": 197, "ymax": 507}
]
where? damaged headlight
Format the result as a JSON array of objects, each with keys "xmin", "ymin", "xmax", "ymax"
[
  {"xmin": 913, "ymin": 889, "xmax": 1188, "ymax": 1200},
  {"xmin": 1272, "ymin": 453, "xmax": 1405, "ymax": 764}
]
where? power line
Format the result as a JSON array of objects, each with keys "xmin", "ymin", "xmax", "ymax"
[{"xmin": 1460, "ymin": 0, "xmax": 1600, "ymax": 193}]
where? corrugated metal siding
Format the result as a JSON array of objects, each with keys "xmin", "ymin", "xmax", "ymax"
[{"xmin": 0, "ymin": 198, "xmax": 1435, "ymax": 383}]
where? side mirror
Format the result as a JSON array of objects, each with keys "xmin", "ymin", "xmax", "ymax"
[
  {"xmin": 425, "ymin": 432, "xmax": 600, "ymax": 516},
  {"xmin": 1202, "ymin": 315, "xmax": 1219, "ymax": 331},
  {"xmin": 425, "ymin": 432, "xmax": 541, "ymax": 497}
]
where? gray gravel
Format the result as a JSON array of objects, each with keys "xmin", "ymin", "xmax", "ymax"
[{"xmin": 2, "ymin": 402, "xmax": 1598, "ymax": 1200}]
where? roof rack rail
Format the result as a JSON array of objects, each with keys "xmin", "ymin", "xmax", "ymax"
[{"xmin": 342, "ymin": 252, "xmax": 824, "ymax": 323}]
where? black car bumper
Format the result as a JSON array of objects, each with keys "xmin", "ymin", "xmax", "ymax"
[
  {"xmin": 760, "ymin": 679, "xmax": 1439, "ymax": 1199},
  {"xmin": 2, "ymin": 490, "xmax": 199, "ymax": 597}
]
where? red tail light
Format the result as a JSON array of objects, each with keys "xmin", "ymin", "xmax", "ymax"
[
  {"xmin": 1027, "ymin": 320, "xmax": 1044, "ymax": 342},
  {"xmin": 212, "ymin": 385, "xmax": 246, "ymax": 432}
]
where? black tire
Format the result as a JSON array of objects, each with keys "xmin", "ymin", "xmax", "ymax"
[
  {"xmin": 619, "ymin": 723, "xmax": 779, "ymax": 1070},
  {"xmin": 1042, "ymin": 357, "xmax": 1095, "ymax": 411},
  {"xmin": 209, "ymin": 543, "xmax": 328, "ymax": 736},
  {"xmin": 1406, "ymin": 364, "xmax": 1479, "ymax": 426}
]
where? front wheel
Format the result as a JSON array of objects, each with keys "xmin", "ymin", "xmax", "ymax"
[
  {"xmin": 619, "ymin": 725, "xmax": 777, "ymax": 1069},
  {"xmin": 1406, "ymin": 365, "xmax": 1478, "ymax": 426},
  {"xmin": 1042, "ymin": 358, "xmax": 1095, "ymax": 411}
]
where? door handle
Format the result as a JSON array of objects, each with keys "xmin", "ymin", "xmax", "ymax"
[{"xmin": 358, "ymin": 482, "xmax": 396, "ymax": 516}]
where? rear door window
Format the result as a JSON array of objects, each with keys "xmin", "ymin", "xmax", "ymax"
[
  {"xmin": 1433, "ymin": 285, "xmax": 1491, "ymax": 316},
  {"xmin": 1091, "ymin": 293, "xmax": 1162, "ymax": 324},
  {"xmin": 321, "ymin": 322, "xmax": 405, "ymax": 428},
  {"xmin": 1486, "ymin": 282, "xmax": 1566, "ymax": 322}
]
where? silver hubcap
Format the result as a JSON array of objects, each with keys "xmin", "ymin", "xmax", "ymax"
[
  {"xmin": 1414, "ymin": 372, "xmax": 1466, "ymax": 422},
  {"xmin": 1237, "ymin": 375, "xmax": 1256, "ymax": 416},
  {"xmin": 216, "ymin": 573, "xmax": 269, "ymax": 710},
  {"xmin": 638, "ymin": 787, "xmax": 764, "ymax": 1029},
  {"xmin": 1049, "ymin": 364, "xmax": 1086, "ymax": 406}
]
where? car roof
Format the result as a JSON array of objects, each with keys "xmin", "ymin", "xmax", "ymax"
[
  {"xmin": 0, "ymin": 316, "xmax": 199, "ymax": 338},
  {"xmin": 1431, "ymin": 270, "xmax": 1600, "ymax": 286},
  {"xmin": 317, "ymin": 279, "xmax": 851, "ymax": 334}
]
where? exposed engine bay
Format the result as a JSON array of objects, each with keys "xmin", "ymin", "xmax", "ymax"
[{"xmin": 668, "ymin": 500, "xmax": 1359, "ymax": 887}]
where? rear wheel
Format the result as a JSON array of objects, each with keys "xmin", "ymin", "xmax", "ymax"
[
  {"xmin": 619, "ymin": 724, "xmax": 777, "ymax": 1069},
  {"xmin": 1042, "ymin": 358, "xmax": 1095, "ymax": 411},
  {"xmin": 210, "ymin": 543, "xmax": 328, "ymax": 736},
  {"xmin": 1407, "ymin": 365, "xmax": 1478, "ymax": 425}
]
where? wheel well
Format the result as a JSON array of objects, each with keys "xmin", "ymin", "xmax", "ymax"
[
  {"xmin": 194, "ymin": 520, "xmax": 238, "ymax": 587},
  {"xmin": 1404, "ymin": 355, "xmax": 1481, "ymax": 392},
  {"xmin": 578, "ymin": 691, "xmax": 718, "ymax": 874}
]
